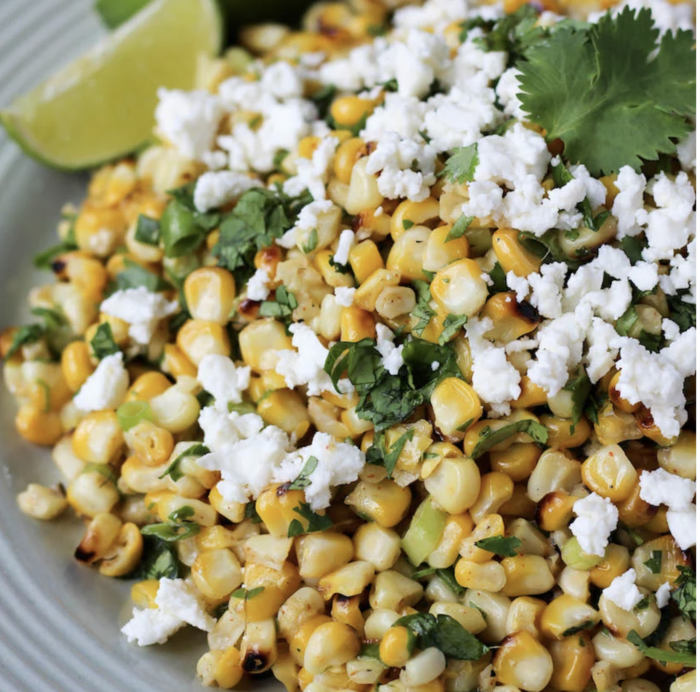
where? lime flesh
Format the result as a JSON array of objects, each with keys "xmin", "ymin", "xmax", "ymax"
[{"xmin": 0, "ymin": 0, "xmax": 222, "ymax": 170}]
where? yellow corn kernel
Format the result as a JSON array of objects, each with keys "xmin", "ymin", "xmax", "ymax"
[
  {"xmin": 255, "ymin": 484, "xmax": 309, "ymax": 537},
  {"xmin": 213, "ymin": 646, "xmax": 244, "ymax": 689},
  {"xmin": 345, "ymin": 479, "xmax": 411, "ymax": 527},
  {"xmin": 424, "ymin": 453, "xmax": 481, "ymax": 515},
  {"xmin": 370, "ymin": 570, "xmax": 423, "ymax": 612},
  {"xmin": 304, "ymin": 621, "xmax": 360, "ymax": 676},
  {"xmin": 541, "ymin": 594, "xmax": 600, "ymax": 641},
  {"xmin": 631, "ymin": 535, "xmax": 691, "ymax": 591},
  {"xmin": 334, "ymin": 137, "xmax": 367, "ymax": 184},
  {"xmin": 61, "ymin": 341, "xmax": 95, "ymax": 393},
  {"xmin": 494, "ymin": 631, "xmax": 553, "ymax": 692},
  {"xmin": 330, "ymin": 96, "xmax": 375, "ymax": 127},
  {"xmin": 176, "ymin": 319, "xmax": 230, "ymax": 367},
  {"xmin": 390, "ymin": 198, "xmax": 440, "ymax": 241},
  {"xmin": 353, "ymin": 522, "xmax": 402, "ymax": 572},
  {"xmin": 74, "ymin": 511, "xmax": 123, "ymax": 564},
  {"xmin": 340, "ymin": 305, "xmax": 376, "ymax": 342},
  {"xmin": 607, "ymin": 370, "xmax": 640, "ymax": 414},
  {"xmin": 616, "ymin": 471, "xmax": 657, "ymax": 528},
  {"xmin": 527, "ymin": 448, "xmax": 582, "ymax": 503},
  {"xmin": 536, "ymin": 491, "xmax": 577, "ymax": 532},
  {"xmin": 315, "ymin": 249, "xmax": 355, "ymax": 289},
  {"xmin": 379, "ymin": 626, "xmax": 415, "ymax": 667},
  {"xmin": 160, "ymin": 344, "xmax": 197, "ymax": 378},
  {"xmin": 430, "ymin": 377, "xmax": 482, "ymax": 440},
  {"xmin": 16, "ymin": 482, "xmax": 68, "ymax": 520},
  {"xmin": 558, "ymin": 212, "xmax": 618, "ymax": 260},
  {"xmin": 469, "ymin": 472, "xmax": 514, "ymax": 523},
  {"xmin": 540, "ymin": 413, "xmax": 591, "ymax": 448},
  {"xmin": 500, "ymin": 484, "xmax": 537, "ymax": 519},
  {"xmin": 600, "ymin": 587, "xmax": 660, "ymax": 639},
  {"xmin": 505, "ymin": 596, "xmax": 546, "ymax": 638},
  {"xmin": 244, "ymin": 563, "xmax": 300, "ymax": 622},
  {"xmin": 131, "ymin": 579, "xmax": 160, "ymax": 609},
  {"xmin": 289, "ymin": 614, "xmax": 333, "ymax": 666},
  {"xmin": 635, "ymin": 407, "xmax": 678, "ymax": 446},
  {"xmin": 297, "ymin": 135, "xmax": 320, "ymax": 160},
  {"xmin": 587, "ymin": 543, "xmax": 630, "ymax": 590},
  {"xmin": 490, "ymin": 443, "xmax": 540, "ymax": 482},
  {"xmin": 581, "ymin": 444, "xmax": 637, "ymax": 502},
  {"xmin": 512, "ymin": 376, "xmax": 549, "ymax": 409},
  {"xmin": 72, "ymin": 411, "xmax": 124, "ymax": 463},
  {"xmin": 354, "ymin": 268, "xmax": 401, "ymax": 312},
  {"xmin": 386, "ymin": 226, "xmax": 432, "ymax": 281},
  {"xmin": 547, "ymin": 635, "xmax": 595, "ymax": 692},
  {"xmin": 482, "ymin": 292, "xmax": 540, "ymax": 342},
  {"xmin": 99, "ymin": 522, "xmax": 144, "ymax": 577},
  {"xmin": 126, "ymin": 371, "xmax": 171, "ymax": 402},
  {"xmin": 375, "ymin": 286, "xmax": 417, "ymax": 320},
  {"xmin": 239, "ymin": 318, "xmax": 293, "ymax": 372},
  {"xmin": 593, "ymin": 402, "xmax": 643, "ymax": 446},
  {"xmin": 22, "ymin": 360, "xmax": 72, "ymax": 412},
  {"xmin": 455, "ymin": 559, "xmax": 507, "ymax": 592},
  {"xmin": 192, "ymin": 548, "xmax": 243, "ymax": 602},
  {"xmin": 256, "ymin": 389, "xmax": 309, "ymax": 439},
  {"xmin": 67, "ymin": 469, "xmax": 120, "ymax": 517},
  {"xmin": 460, "ymin": 513, "xmax": 506, "ymax": 563},
  {"xmin": 125, "ymin": 420, "xmax": 174, "ymax": 467},
  {"xmin": 501, "ymin": 555, "xmax": 556, "ymax": 597},
  {"xmin": 296, "ymin": 532, "xmax": 354, "ymax": 579},
  {"xmin": 492, "ymin": 229, "xmax": 542, "ymax": 277},
  {"xmin": 183, "ymin": 267, "xmax": 236, "ymax": 324},
  {"xmin": 422, "ymin": 224, "xmax": 470, "ymax": 274},
  {"xmin": 345, "ymin": 156, "xmax": 383, "ymax": 215},
  {"xmin": 349, "ymin": 240, "xmax": 384, "ymax": 284},
  {"xmin": 74, "ymin": 203, "xmax": 126, "ymax": 257},
  {"xmin": 430, "ymin": 258, "xmax": 488, "ymax": 317}
]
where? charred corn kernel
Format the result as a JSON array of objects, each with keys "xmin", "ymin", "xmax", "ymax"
[
  {"xmin": 277, "ymin": 587, "xmax": 325, "ymax": 642},
  {"xmin": 257, "ymin": 389, "xmax": 310, "ymax": 439},
  {"xmin": 505, "ymin": 596, "xmax": 546, "ymax": 638},
  {"xmin": 428, "ymin": 513, "xmax": 474, "ymax": 569},
  {"xmin": 241, "ymin": 618, "xmax": 278, "ymax": 674},
  {"xmin": 657, "ymin": 429, "xmax": 696, "ymax": 480},
  {"xmin": 501, "ymin": 555, "xmax": 555, "ymax": 596},
  {"xmin": 456, "ymin": 560, "xmax": 507, "ymax": 592},
  {"xmin": 608, "ymin": 370, "xmax": 640, "ymax": 414},
  {"xmin": 390, "ymin": 199, "xmax": 440, "ymax": 241},
  {"xmin": 547, "ymin": 635, "xmax": 595, "ymax": 692},
  {"xmin": 296, "ymin": 532, "xmax": 354, "ymax": 579},
  {"xmin": 131, "ymin": 579, "xmax": 159, "ymax": 609},
  {"xmin": 631, "ymin": 535, "xmax": 690, "ymax": 590},
  {"xmin": 304, "ymin": 621, "xmax": 360, "ymax": 676},
  {"xmin": 149, "ymin": 386, "xmax": 200, "ymax": 433},
  {"xmin": 61, "ymin": 341, "xmax": 95, "ymax": 393},
  {"xmin": 126, "ymin": 371, "xmax": 171, "ymax": 402},
  {"xmin": 460, "ymin": 513, "xmax": 506, "ymax": 563},
  {"xmin": 540, "ymin": 594, "xmax": 600, "ymax": 640},
  {"xmin": 125, "ymin": 420, "xmax": 174, "ymax": 467},
  {"xmin": 176, "ymin": 319, "xmax": 230, "ymax": 367},
  {"xmin": 491, "ymin": 443, "xmax": 541, "ymax": 482},
  {"xmin": 375, "ymin": 286, "xmax": 417, "ymax": 320},
  {"xmin": 592, "ymin": 629, "xmax": 644, "ymax": 668},
  {"xmin": 599, "ymin": 587, "xmax": 660, "ymax": 638},
  {"xmin": 161, "ymin": 344, "xmax": 197, "ymax": 378},
  {"xmin": 424, "ymin": 455, "xmax": 481, "ymax": 515},
  {"xmin": 239, "ymin": 318, "xmax": 293, "ymax": 372},
  {"xmin": 527, "ymin": 448, "xmax": 582, "ymax": 503},
  {"xmin": 469, "ymin": 472, "xmax": 514, "ymax": 523},
  {"xmin": 99, "ymin": 522, "xmax": 143, "ymax": 577},
  {"xmin": 334, "ymin": 137, "xmax": 367, "ymax": 184},
  {"xmin": 67, "ymin": 470, "xmax": 120, "ymax": 517},
  {"xmin": 331, "ymin": 594, "xmax": 364, "ymax": 636},
  {"xmin": 464, "ymin": 589, "xmax": 511, "ymax": 644},
  {"xmin": 635, "ymin": 406, "xmax": 679, "ymax": 446},
  {"xmin": 370, "ymin": 569, "xmax": 423, "ymax": 611},
  {"xmin": 430, "ymin": 258, "xmax": 488, "ymax": 317},
  {"xmin": 422, "ymin": 224, "xmax": 469, "ymax": 273},
  {"xmin": 379, "ymin": 625, "xmax": 416, "ymax": 667},
  {"xmin": 355, "ymin": 268, "xmax": 401, "ymax": 312},
  {"xmin": 74, "ymin": 512, "xmax": 122, "ymax": 563},
  {"xmin": 72, "ymin": 411, "xmax": 123, "ymax": 463},
  {"xmin": 345, "ymin": 157, "xmax": 383, "ymax": 215},
  {"xmin": 255, "ymin": 484, "xmax": 308, "ymax": 537},
  {"xmin": 330, "ymin": 96, "xmax": 374, "ymax": 127},
  {"xmin": 536, "ymin": 491, "xmax": 577, "ymax": 532},
  {"xmin": 192, "ymin": 548, "xmax": 243, "ymax": 601},
  {"xmin": 482, "ymin": 292, "xmax": 540, "ymax": 342},
  {"xmin": 512, "ymin": 376, "xmax": 549, "ymax": 409},
  {"xmin": 15, "ymin": 405, "xmax": 63, "ymax": 446},
  {"xmin": 318, "ymin": 560, "xmax": 374, "ymax": 601},
  {"xmin": 430, "ymin": 378, "xmax": 482, "ymax": 440},
  {"xmin": 581, "ymin": 444, "xmax": 636, "ymax": 501},
  {"xmin": 345, "ymin": 478, "xmax": 411, "ymax": 527},
  {"xmin": 590, "ymin": 543, "xmax": 630, "ymax": 589},
  {"xmin": 387, "ymin": 226, "xmax": 432, "ymax": 281},
  {"xmin": 17, "ymin": 483, "xmax": 68, "ymax": 520},
  {"xmin": 353, "ymin": 522, "xmax": 402, "ymax": 572},
  {"xmin": 348, "ymin": 239, "xmax": 384, "ymax": 284},
  {"xmin": 593, "ymin": 403, "xmax": 643, "ymax": 446},
  {"xmin": 540, "ymin": 414, "xmax": 590, "ymax": 448},
  {"xmin": 492, "ymin": 229, "xmax": 542, "ymax": 277},
  {"xmin": 183, "ymin": 267, "xmax": 236, "ymax": 324}
]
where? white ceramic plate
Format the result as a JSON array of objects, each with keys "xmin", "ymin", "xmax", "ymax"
[{"xmin": 0, "ymin": 2, "xmax": 221, "ymax": 689}]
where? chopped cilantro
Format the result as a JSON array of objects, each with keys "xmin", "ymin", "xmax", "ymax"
[
  {"xmin": 470, "ymin": 420, "xmax": 549, "ymax": 459},
  {"xmin": 159, "ymin": 443, "xmax": 210, "ymax": 482},
  {"xmin": 444, "ymin": 214, "xmax": 474, "ymax": 242},
  {"xmin": 667, "ymin": 294, "xmax": 696, "ymax": 333},
  {"xmin": 475, "ymin": 536, "xmax": 522, "ymax": 557},
  {"xmin": 287, "ymin": 502, "xmax": 333, "ymax": 537},
  {"xmin": 438, "ymin": 314, "xmax": 468, "ymax": 346},
  {"xmin": 301, "ymin": 228, "xmax": 319, "ymax": 254},
  {"xmin": 394, "ymin": 613, "xmax": 488, "ymax": 661},
  {"xmin": 141, "ymin": 506, "xmax": 200, "ymax": 542},
  {"xmin": 562, "ymin": 366, "xmax": 592, "ymax": 432},
  {"xmin": 90, "ymin": 323, "xmax": 120, "ymax": 360},
  {"xmin": 259, "ymin": 285, "xmax": 298, "ymax": 330},
  {"xmin": 288, "ymin": 456, "xmax": 319, "ymax": 490},
  {"xmin": 114, "ymin": 258, "xmax": 171, "ymax": 293},
  {"xmin": 440, "ymin": 144, "xmax": 479, "ymax": 184},
  {"xmin": 672, "ymin": 566, "xmax": 696, "ymax": 621},
  {"xmin": 33, "ymin": 240, "xmax": 79, "ymax": 270},
  {"xmin": 232, "ymin": 586, "xmax": 265, "ymax": 600},
  {"xmin": 5, "ymin": 324, "xmax": 44, "ymax": 359},
  {"xmin": 122, "ymin": 535, "xmax": 179, "ymax": 581},
  {"xmin": 403, "ymin": 219, "xmax": 415, "ymax": 230},
  {"xmin": 627, "ymin": 630, "xmax": 696, "ymax": 666},
  {"xmin": 245, "ymin": 502, "xmax": 263, "ymax": 524},
  {"xmin": 411, "ymin": 279, "xmax": 437, "ymax": 336},
  {"xmin": 562, "ymin": 620, "xmax": 597, "ymax": 637},
  {"xmin": 518, "ymin": 8, "xmax": 695, "ymax": 174},
  {"xmin": 134, "ymin": 214, "xmax": 161, "ymax": 246},
  {"xmin": 366, "ymin": 429, "xmax": 415, "ymax": 478},
  {"xmin": 488, "ymin": 262, "xmax": 508, "ymax": 295}
]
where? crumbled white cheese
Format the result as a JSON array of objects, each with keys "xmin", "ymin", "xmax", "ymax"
[
  {"xmin": 274, "ymin": 432, "xmax": 365, "ymax": 510},
  {"xmin": 602, "ymin": 569, "xmax": 644, "ymax": 612},
  {"xmin": 585, "ymin": 317, "xmax": 624, "ymax": 383},
  {"xmin": 279, "ymin": 200, "xmax": 335, "ymax": 250},
  {"xmin": 334, "ymin": 230, "xmax": 357, "ymax": 266},
  {"xmin": 362, "ymin": 94, "xmax": 428, "ymax": 143},
  {"xmin": 667, "ymin": 504, "xmax": 696, "ymax": 550},
  {"xmin": 193, "ymin": 170, "xmax": 261, "ymax": 213},
  {"xmin": 612, "ymin": 166, "xmax": 647, "ymax": 239},
  {"xmin": 431, "ymin": 360, "xmax": 440, "ymax": 371},
  {"xmin": 275, "ymin": 322, "xmax": 353, "ymax": 395},
  {"xmin": 376, "ymin": 323, "xmax": 405, "ymax": 375},
  {"xmin": 656, "ymin": 582, "xmax": 672, "ymax": 608},
  {"xmin": 155, "ymin": 89, "xmax": 223, "ymax": 162},
  {"xmin": 74, "ymin": 352, "xmax": 129, "ymax": 413},
  {"xmin": 197, "ymin": 354, "xmax": 251, "ymax": 411},
  {"xmin": 393, "ymin": 0, "xmax": 470, "ymax": 32},
  {"xmin": 571, "ymin": 492, "xmax": 619, "ymax": 557},
  {"xmin": 495, "ymin": 67, "xmax": 526, "ymax": 120},
  {"xmin": 639, "ymin": 467, "xmax": 697, "ymax": 511},
  {"xmin": 122, "ymin": 578, "xmax": 215, "ymax": 646},
  {"xmin": 334, "ymin": 287, "xmax": 356, "ymax": 307},
  {"xmin": 659, "ymin": 237, "xmax": 696, "ymax": 301},
  {"xmin": 506, "ymin": 263, "xmax": 567, "ymax": 319},
  {"xmin": 677, "ymin": 130, "xmax": 696, "ymax": 174},
  {"xmin": 247, "ymin": 267, "xmax": 272, "ymax": 301},
  {"xmin": 100, "ymin": 287, "xmax": 179, "ymax": 345},
  {"xmin": 283, "ymin": 135, "xmax": 339, "ymax": 201}
]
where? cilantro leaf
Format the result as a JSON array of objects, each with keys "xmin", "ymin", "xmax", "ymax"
[
  {"xmin": 325, "ymin": 338, "xmax": 383, "ymax": 394},
  {"xmin": 668, "ymin": 295, "xmax": 696, "ymax": 333},
  {"xmin": 627, "ymin": 630, "xmax": 696, "ymax": 666},
  {"xmin": 470, "ymin": 420, "xmax": 549, "ymax": 459},
  {"xmin": 288, "ymin": 456, "xmax": 319, "ymax": 490},
  {"xmin": 438, "ymin": 314, "xmax": 468, "ymax": 346},
  {"xmin": 159, "ymin": 444, "xmax": 210, "ymax": 482},
  {"xmin": 518, "ymin": 8, "xmax": 695, "ymax": 174},
  {"xmin": 259, "ymin": 285, "xmax": 298, "ymax": 329},
  {"xmin": 411, "ymin": 280, "xmax": 437, "ymax": 337},
  {"xmin": 368, "ymin": 429, "xmax": 415, "ymax": 478},
  {"xmin": 114, "ymin": 259, "xmax": 172, "ymax": 293},
  {"xmin": 563, "ymin": 366, "xmax": 592, "ymax": 431},
  {"xmin": 562, "ymin": 620, "xmax": 597, "ymax": 637},
  {"xmin": 6, "ymin": 324, "xmax": 44, "ymax": 359},
  {"xmin": 395, "ymin": 613, "xmax": 488, "ymax": 661},
  {"xmin": 441, "ymin": 144, "xmax": 479, "ymax": 184},
  {"xmin": 475, "ymin": 535, "xmax": 522, "ymax": 557},
  {"xmin": 643, "ymin": 551, "xmax": 663, "ymax": 575},
  {"xmin": 287, "ymin": 503, "xmax": 333, "ymax": 537},
  {"xmin": 435, "ymin": 568, "xmax": 466, "ymax": 597},
  {"xmin": 122, "ymin": 535, "xmax": 179, "ymax": 581},
  {"xmin": 134, "ymin": 215, "xmax": 161, "ymax": 246},
  {"xmin": 488, "ymin": 262, "xmax": 508, "ymax": 295},
  {"xmin": 33, "ymin": 240, "xmax": 79, "ymax": 270},
  {"xmin": 444, "ymin": 214, "xmax": 474, "ymax": 243},
  {"xmin": 672, "ymin": 566, "xmax": 696, "ymax": 621},
  {"xmin": 474, "ymin": 5, "xmax": 546, "ymax": 60},
  {"xmin": 141, "ymin": 506, "xmax": 200, "ymax": 542},
  {"xmin": 90, "ymin": 323, "xmax": 120, "ymax": 360}
]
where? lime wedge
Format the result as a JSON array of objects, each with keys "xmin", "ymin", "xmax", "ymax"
[{"xmin": 0, "ymin": 0, "xmax": 222, "ymax": 170}]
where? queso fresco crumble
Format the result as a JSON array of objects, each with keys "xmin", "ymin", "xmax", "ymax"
[{"xmin": 1, "ymin": 0, "xmax": 697, "ymax": 689}]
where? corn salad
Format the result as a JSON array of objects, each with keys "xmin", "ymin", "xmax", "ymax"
[{"xmin": 1, "ymin": 0, "xmax": 697, "ymax": 690}]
